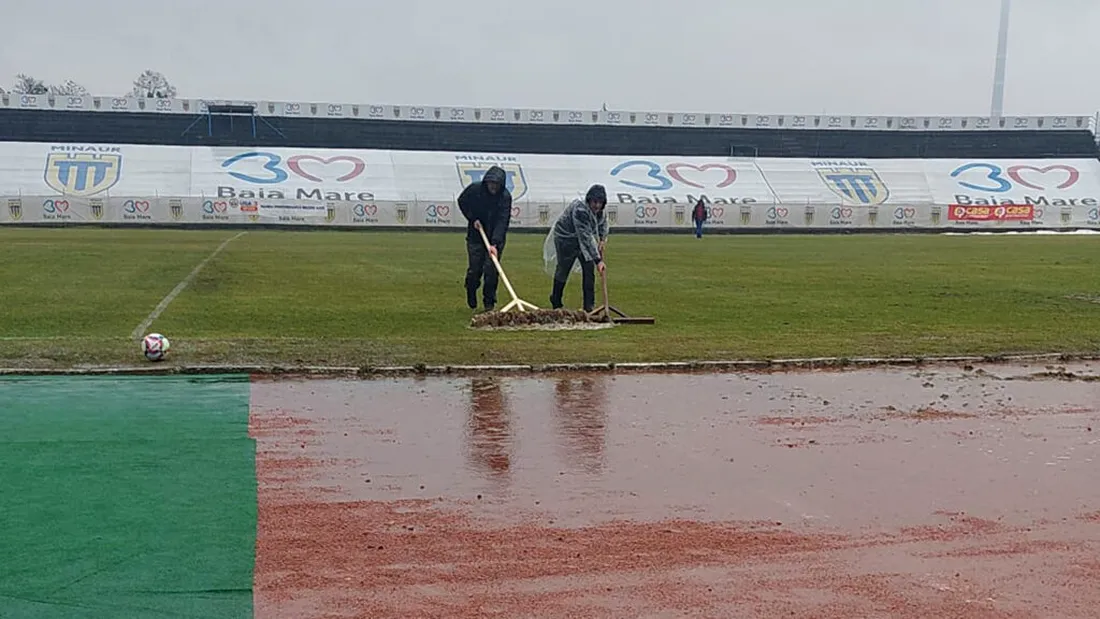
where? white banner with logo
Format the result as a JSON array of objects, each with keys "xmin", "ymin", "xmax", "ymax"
[
  {"xmin": 1, "ymin": 140, "xmax": 1099, "ymax": 229},
  {"xmin": 4, "ymin": 195, "xmax": 1100, "ymax": 229}
]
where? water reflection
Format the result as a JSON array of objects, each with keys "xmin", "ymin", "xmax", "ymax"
[
  {"xmin": 552, "ymin": 375, "xmax": 610, "ymax": 475},
  {"xmin": 255, "ymin": 364, "xmax": 1100, "ymax": 529},
  {"xmin": 464, "ymin": 377, "xmax": 514, "ymax": 483}
]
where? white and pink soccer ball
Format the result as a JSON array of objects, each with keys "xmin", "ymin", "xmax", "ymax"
[{"xmin": 141, "ymin": 333, "xmax": 171, "ymax": 362}]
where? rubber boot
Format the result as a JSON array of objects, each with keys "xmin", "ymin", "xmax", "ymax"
[{"xmin": 550, "ymin": 279, "xmax": 566, "ymax": 309}]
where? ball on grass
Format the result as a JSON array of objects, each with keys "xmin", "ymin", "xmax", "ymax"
[{"xmin": 141, "ymin": 333, "xmax": 171, "ymax": 362}]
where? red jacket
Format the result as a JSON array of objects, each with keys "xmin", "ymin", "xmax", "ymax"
[{"xmin": 692, "ymin": 201, "xmax": 707, "ymax": 222}]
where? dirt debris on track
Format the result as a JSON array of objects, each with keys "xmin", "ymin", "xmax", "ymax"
[{"xmin": 249, "ymin": 361, "xmax": 1100, "ymax": 618}]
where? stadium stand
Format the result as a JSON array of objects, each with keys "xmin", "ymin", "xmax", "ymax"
[
  {"xmin": 0, "ymin": 96, "xmax": 1096, "ymax": 160},
  {"xmin": 2, "ymin": 95, "xmax": 1099, "ymax": 231}
]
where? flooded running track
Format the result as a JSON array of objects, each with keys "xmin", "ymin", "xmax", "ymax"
[{"xmin": 250, "ymin": 362, "xmax": 1100, "ymax": 618}]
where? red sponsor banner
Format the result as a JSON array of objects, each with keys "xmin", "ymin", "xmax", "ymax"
[{"xmin": 948, "ymin": 204, "xmax": 1034, "ymax": 222}]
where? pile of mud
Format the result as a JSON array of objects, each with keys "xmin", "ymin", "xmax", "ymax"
[{"xmin": 470, "ymin": 309, "xmax": 611, "ymax": 331}]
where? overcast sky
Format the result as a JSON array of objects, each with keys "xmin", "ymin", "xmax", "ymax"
[{"xmin": 1, "ymin": 0, "xmax": 1097, "ymax": 117}]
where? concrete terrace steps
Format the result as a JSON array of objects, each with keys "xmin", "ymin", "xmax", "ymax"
[{"xmin": 1, "ymin": 108, "xmax": 1096, "ymax": 160}]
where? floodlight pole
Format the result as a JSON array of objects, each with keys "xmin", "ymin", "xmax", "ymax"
[{"xmin": 990, "ymin": 0, "xmax": 1011, "ymax": 119}]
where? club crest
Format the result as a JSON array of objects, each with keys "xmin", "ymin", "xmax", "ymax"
[
  {"xmin": 44, "ymin": 152, "xmax": 122, "ymax": 197},
  {"xmin": 815, "ymin": 166, "xmax": 890, "ymax": 206},
  {"xmin": 456, "ymin": 162, "xmax": 528, "ymax": 201}
]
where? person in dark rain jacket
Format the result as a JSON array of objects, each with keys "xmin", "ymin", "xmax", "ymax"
[
  {"xmin": 692, "ymin": 198, "xmax": 708, "ymax": 238},
  {"xmin": 457, "ymin": 165, "xmax": 512, "ymax": 312}
]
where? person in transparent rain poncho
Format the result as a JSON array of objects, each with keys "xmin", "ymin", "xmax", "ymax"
[{"xmin": 543, "ymin": 184, "xmax": 609, "ymax": 312}]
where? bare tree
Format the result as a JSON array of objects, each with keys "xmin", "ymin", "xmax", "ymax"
[
  {"xmin": 11, "ymin": 74, "xmax": 48, "ymax": 95},
  {"xmin": 131, "ymin": 70, "xmax": 177, "ymax": 99},
  {"xmin": 49, "ymin": 80, "xmax": 89, "ymax": 96}
]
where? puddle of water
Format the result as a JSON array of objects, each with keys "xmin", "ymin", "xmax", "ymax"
[
  {"xmin": 251, "ymin": 363, "xmax": 1100, "ymax": 531},
  {"xmin": 251, "ymin": 363, "xmax": 1100, "ymax": 619}
]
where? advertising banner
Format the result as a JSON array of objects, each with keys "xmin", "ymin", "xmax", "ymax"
[{"xmin": 2, "ymin": 141, "xmax": 1099, "ymax": 230}]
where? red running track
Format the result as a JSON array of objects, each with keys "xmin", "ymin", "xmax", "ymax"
[{"xmin": 250, "ymin": 362, "xmax": 1100, "ymax": 618}]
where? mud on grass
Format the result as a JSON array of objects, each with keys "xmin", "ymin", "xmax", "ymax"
[{"xmin": 469, "ymin": 308, "xmax": 611, "ymax": 331}]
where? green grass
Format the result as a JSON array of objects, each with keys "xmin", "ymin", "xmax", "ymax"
[{"xmin": 0, "ymin": 227, "xmax": 1098, "ymax": 368}]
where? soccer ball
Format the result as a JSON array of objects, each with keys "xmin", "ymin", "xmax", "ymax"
[{"xmin": 141, "ymin": 333, "xmax": 171, "ymax": 362}]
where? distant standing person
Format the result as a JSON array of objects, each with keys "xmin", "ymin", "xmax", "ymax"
[
  {"xmin": 692, "ymin": 198, "xmax": 708, "ymax": 238},
  {"xmin": 543, "ymin": 184, "xmax": 608, "ymax": 312},
  {"xmin": 458, "ymin": 165, "xmax": 512, "ymax": 312}
]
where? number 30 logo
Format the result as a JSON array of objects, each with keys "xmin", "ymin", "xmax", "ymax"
[
  {"xmin": 950, "ymin": 163, "xmax": 1079, "ymax": 193},
  {"xmin": 221, "ymin": 152, "xmax": 366, "ymax": 184},
  {"xmin": 610, "ymin": 160, "xmax": 737, "ymax": 191}
]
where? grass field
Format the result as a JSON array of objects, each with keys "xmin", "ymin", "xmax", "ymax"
[{"xmin": 1, "ymin": 227, "xmax": 1099, "ymax": 368}]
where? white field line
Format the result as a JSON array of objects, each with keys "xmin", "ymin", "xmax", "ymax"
[{"xmin": 130, "ymin": 231, "xmax": 246, "ymax": 341}]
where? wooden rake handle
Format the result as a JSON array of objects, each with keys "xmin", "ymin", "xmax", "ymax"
[
  {"xmin": 599, "ymin": 262, "xmax": 610, "ymax": 320},
  {"xmin": 474, "ymin": 222, "xmax": 523, "ymax": 307}
]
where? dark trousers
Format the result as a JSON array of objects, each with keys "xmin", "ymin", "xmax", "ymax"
[
  {"xmin": 694, "ymin": 219, "xmax": 704, "ymax": 238},
  {"xmin": 550, "ymin": 239, "xmax": 596, "ymax": 311},
  {"xmin": 466, "ymin": 239, "xmax": 503, "ymax": 306}
]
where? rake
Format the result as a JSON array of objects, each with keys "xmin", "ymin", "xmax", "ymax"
[
  {"xmin": 588, "ymin": 263, "xmax": 656, "ymax": 325},
  {"xmin": 474, "ymin": 221, "xmax": 539, "ymax": 314}
]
